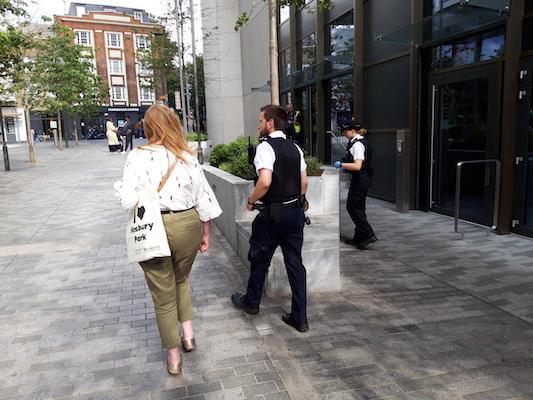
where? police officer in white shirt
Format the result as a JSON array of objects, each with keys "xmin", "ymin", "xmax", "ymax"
[
  {"xmin": 335, "ymin": 120, "xmax": 377, "ymax": 249},
  {"xmin": 231, "ymin": 104, "xmax": 309, "ymax": 333}
]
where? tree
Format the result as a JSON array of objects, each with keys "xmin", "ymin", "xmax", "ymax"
[
  {"xmin": 0, "ymin": 0, "xmax": 31, "ymax": 168},
  {"xmin": 136, "ymin": 28, "xmax": 178, "ymax": 105},
  {"xmin": 235, "ymin": 0, "xmax": 333, "ymax": 105},
  {"xmin": 29, "ymin": 23, "xmax": 106, "ymax": 150}
]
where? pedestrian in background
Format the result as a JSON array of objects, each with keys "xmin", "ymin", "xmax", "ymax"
[
  {"xmin": 114, "ymin": 104, "xmax": 222, "ymax": 375},
  {"xmin": 123, "ymin": 115, "xmax": 134, "ymax": 152},
  {"xmin": 106, "ymin": 117, "xmax": 120, "ymax": 152},
  {"xmin": 231, "ymin": 104, "xmax": 309, "ymax": 333},
  {"xmin": 335, "ymin": 121, "xmax": 377, "ymax": 249}
]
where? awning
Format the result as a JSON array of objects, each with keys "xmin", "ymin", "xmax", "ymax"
[{"xmin": 375, "ymin": 0, "xmax": 509, "ymax": 46}]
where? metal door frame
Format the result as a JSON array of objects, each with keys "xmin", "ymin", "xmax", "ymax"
[
  {"xmin": 427, "ymin": 62, "xmax": 502, "ymax": 225},
  {"xmin": 512, "ymin": 56, "xmax": 533, "ymax": 237}
]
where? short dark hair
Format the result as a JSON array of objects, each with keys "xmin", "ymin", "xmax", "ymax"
[
  {"xmin": 125, "ymin": 115, "xmax": 130, "ymax": 120},
  {"xmin": 261, "ymin": 104, "xmax": 287, "ymax": 130}
]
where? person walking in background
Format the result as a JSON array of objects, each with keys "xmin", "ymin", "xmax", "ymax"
[
  {"xmin": 114, "ymin": 104, "xmax": 222, "ymax": 375},
  {"xmin": 123, "ymin": 115, "xmax": 134, "ymax": 151},
  {"xmin": 335, "ymin": 120, "xmax": 377, "ymax": 249},
  {"xmin": 231, "ymin": 104, "xmax": 309, "ymax": 333},
  {"xmin": 106, "ymin": 118, "xmax": 120, "ymax": 152}
]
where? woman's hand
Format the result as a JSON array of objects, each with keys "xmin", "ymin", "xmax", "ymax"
[
  {"xmin": 199, "ymin": 220, "xmax": 211, "ymax": 252},
  {"xmin": 199, "ymin": 234, "xmax": 209, "ymax": 252}
]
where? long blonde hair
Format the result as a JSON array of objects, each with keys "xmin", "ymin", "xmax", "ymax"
[{"xmin": 142, "ymin": 104, "xmax": 194, "ymax": 162}]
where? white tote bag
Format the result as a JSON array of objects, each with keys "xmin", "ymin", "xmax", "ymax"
[{"xmin": 126, "ymin": 156, "xmax": 177, "ymax": 263}]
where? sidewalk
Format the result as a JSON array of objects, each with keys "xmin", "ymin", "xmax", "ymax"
[{"xmin": 1, "ymin": 142, "xmax": 533, "ymax": 400}]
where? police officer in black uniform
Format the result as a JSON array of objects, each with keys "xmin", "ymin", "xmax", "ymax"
[
  {"xmin": 335, "ymin": 121, "xmax": 377, "ymax": 249},
  {"xmin": 231, "ymin": 104, "xmax": 309, "ymax": 332}
]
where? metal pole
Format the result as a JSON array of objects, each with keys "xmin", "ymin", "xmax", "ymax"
[
  {"xmin": 454, "ymin": 162, "xmax": 462, "ymax": 233},
  {"xmin": 174, "ymin": 0, "xmax": 188, "ymax": 131},
  {"xmin": 57, "ymin": 112, "xmax": 63, "ymax": 151},
  {"xmin": 189, "ymin": 0, "xmax": 203, "ymax": 164},
  {"xmin": 1, "ymin": 107, "xmax": 10, "ymax": 171},
  {"xmin": 492, "ymin": 161, "xmax": 501, "ymax": 230}
]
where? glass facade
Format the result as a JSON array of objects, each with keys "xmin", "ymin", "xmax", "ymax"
[
  {"xmin": 327, "ymin": 75, "xmax": 353, "ymax": 133},
  {"xmin": 326, "ymin": 11, "xmax": 354, "ymax": 72},
  {"xmin": 297, "ymin": 33, "xmax": 316, "ymax": 69},
  {"xmin": 280, "ymin": 48, "xmax": 291, "ymax": 77},
  {"xmin": 431, "ymin": 29, "xmax": 505, "ymax": 70}
]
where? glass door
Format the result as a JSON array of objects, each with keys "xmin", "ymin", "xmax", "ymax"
[
  {"xmin": 429, "ymin": 64, "xmax": 500, "ymax": 226},
  {"xmin": 513, "ymin": 57, "xmax": 533, "ymax": 236},
  {"xmin": 296, "ymin": 85, "xmax": 316, "ymax": 156}
]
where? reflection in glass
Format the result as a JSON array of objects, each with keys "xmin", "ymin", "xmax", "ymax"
[
  {"xmin": 327, "ymin": 75, "xmax": 353, "ymax": 133},
  {"xmin": 298, "ymin": 33, "xmax": 316, "ymax": 69},
  {"xmin": 279, "ymin": 48, "xmax": 291, "ymax": 77},
  {"xmin": 435, "ymin": 78, "xmax": 490, "ymax": 224},
  {"xmin": 453, "ymin": 37, "xmax": 476, "ymax": 66},
  {"xmin": 480, "ymin": 31, "xmax": 505, "ymax": 61},
  {"xmin": 326, "ymin": 11, "xmax": 354, "ymax": 72},
  {"xmin": 279, "ymin": 5, "xmax": 289, "ymax": 24}
]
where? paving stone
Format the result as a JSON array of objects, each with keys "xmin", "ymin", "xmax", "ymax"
[{"xmin": 2, "ymin": 142, "xmax": 533, "ymax": 400}]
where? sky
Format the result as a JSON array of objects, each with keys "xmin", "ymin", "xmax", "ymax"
[{"xmin": 27, "ymin": 0, "xmax": 203, "ymax": 56}]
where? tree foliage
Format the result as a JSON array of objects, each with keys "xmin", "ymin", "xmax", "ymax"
[
  {"xmin": 234, "ymin": 0, "xmax": 334, "ymax": 31},
  {"xmin": 29, "ymin": 23, "xmax": 106, "ymax": 117}
]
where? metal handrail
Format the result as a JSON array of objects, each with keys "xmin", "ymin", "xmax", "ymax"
[{"xmin": 454, "ymin": 159, "xmax": 501, "ymax": 235}]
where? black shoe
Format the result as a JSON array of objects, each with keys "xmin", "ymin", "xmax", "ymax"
[
  {"xmin": 231, "ymin": 293, "xmax": 259, "ymax": 315},
  {"xmin": 344, "ymin": 238, "xmax": 359, "ymax": 246},
  {"xmin": 281, "ymin": 313, "xmax": 309, "ymax": 332},
  {"xmin": 356, "ymin": 236, "xmax": 378, "ymax": 250}
]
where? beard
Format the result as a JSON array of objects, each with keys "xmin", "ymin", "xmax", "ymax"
[{"xmin": 259, "ymin": 126, "xmax": 270, "ymax": 136}]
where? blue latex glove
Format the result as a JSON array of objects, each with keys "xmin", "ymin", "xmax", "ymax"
[{"xmin": 334, "ymin": 161, "xmax": 342, "ymax": 169}]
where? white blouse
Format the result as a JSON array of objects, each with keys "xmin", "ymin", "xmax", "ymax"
[{"xmin": 114, "ymin": 145, "xmax": 222, "ymax": 222}]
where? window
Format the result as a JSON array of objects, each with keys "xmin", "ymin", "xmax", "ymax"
[
  {"xmin": 109, "ymin": 60, "xmax": 124, "ymax": 74},
  {"xmin": 134, "ymin": 11, "xmax": 143, "ymax": 21},
  {"xmin": 106, "ymin": 33, "xmax": 122, "ymax": 48},
  {"xmin": 297, "ymin": 33, "xmax": 316, "ymax": 69},
  {"xmin": 135, "ymin": 35, "xmax": 150, "ymax": 50},
  {"xmin": 279, "ymin": 6, "xmax": 289, "ymax": 24},
  {"xmin": 326, "ymin": 11, "xmax": 354, "ymax": 72},
  {"xmin": 75, "ymin": 31, "xmax": 92, "ymax": 46},
  {"xmin": 279, "ymin": 48, "xmax": 291, "ymax": 77},
  {"xmin": 427, "ymin": 0, "xmax": 461, "ymax": 14},
  {"xmin": 430, "ymin": 28, "xmax": 505, "ymax": 70},
  {"xmin": 136, "ymin": 62, "xmax": 151, "ymax": 76},
  {"xmin": 112, "ymin": 86, "xmax": 126, "ymax": 100},
  {"xmin": 140, "ymin": 87, "xmax": 154, "ymax": 101},
  {"xmin": 328, "ymin": 75, "xmax": 353, "ymax": 133}
]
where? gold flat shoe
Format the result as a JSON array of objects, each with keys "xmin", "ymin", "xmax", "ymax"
[
  {"xmin": 167, "ymin": 360, "xmax": 182, "ymax": 375},
  {"xmin": 181, "ymin": 338, "xmax": 196, "ymax": 352}
]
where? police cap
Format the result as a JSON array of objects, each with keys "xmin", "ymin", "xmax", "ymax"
[{"xmin": 341, "ymin": 120, "xmax": 361, "ymax": 132}]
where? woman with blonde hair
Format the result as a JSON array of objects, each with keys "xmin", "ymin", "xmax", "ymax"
[{"xmin": 114, "ymin": 104, "xmax": 222, "ymax": 375}]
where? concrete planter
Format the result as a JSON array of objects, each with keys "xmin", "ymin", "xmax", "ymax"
[
  {"xmin": 188, "ymin": 140, "xmax": 214, "ymax": 160},
  {"xmin": 203, "ymin": 165, "xmax": 341, "ymax": 297}
]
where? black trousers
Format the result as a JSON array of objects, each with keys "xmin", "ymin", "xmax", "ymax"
[
  {"xmin": 245, "ymin": 205, "xmax": 307, "ymax": 324},
  {"xmin": 346, "ymin": 172, "xmax": 375, "ymax": 242},
  {"xmin": 125, "ymin": 134, "xmax": 134, "ymax": 151}
]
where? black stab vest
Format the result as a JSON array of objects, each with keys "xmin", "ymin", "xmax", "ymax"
[
  {"xmin": 259, "ymin": 137, "xmax": 301, "ymax": 203},
  {"xmin": 344, "ymin": 137, "xmax": 373, "ymax": 175}
]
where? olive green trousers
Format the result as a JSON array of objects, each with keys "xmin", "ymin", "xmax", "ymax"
[{"xmin": 140, "ymin": 208, "xmax": 202, "ymax": 349}]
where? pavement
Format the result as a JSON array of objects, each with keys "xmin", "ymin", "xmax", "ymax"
[{"xmin": 1, "ymin": 140, "xmax": 533, "ymax": 400}]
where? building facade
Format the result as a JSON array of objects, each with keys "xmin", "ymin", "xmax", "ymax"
[
  {"xmin": 54, "ymin": 4, "xmax": 165, "ymax": 129},
  {"xmin": 203, "ymin": 0, "xmax": 533, "ymax": 237}
]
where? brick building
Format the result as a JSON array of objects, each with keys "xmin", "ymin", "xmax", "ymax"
[{"xmin": 54, "ymin": 3, "xmax": 166, "ymax": 129}]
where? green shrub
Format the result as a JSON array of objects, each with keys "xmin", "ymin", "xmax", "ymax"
[
  {"xmin": 305, "ymin": 155, "xmax": 323, "ymax": 176},
  {"xmin": 186, "ymin": 132, "xmax": 208, "ymax": 141},
  {"xmin": 230, "ymin": 152, "xmax": 256, "ymax": 180},
  {"xmin": 209, "ymin": 136, "xmax": 323, "ymax": 180},
  {"xmin": 208, "ymin": 144, "xmax": 229, "ymax": 167},
  {"xmin": 218, "ymin": 162, "xmax": 232, "ymax": 173}
]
